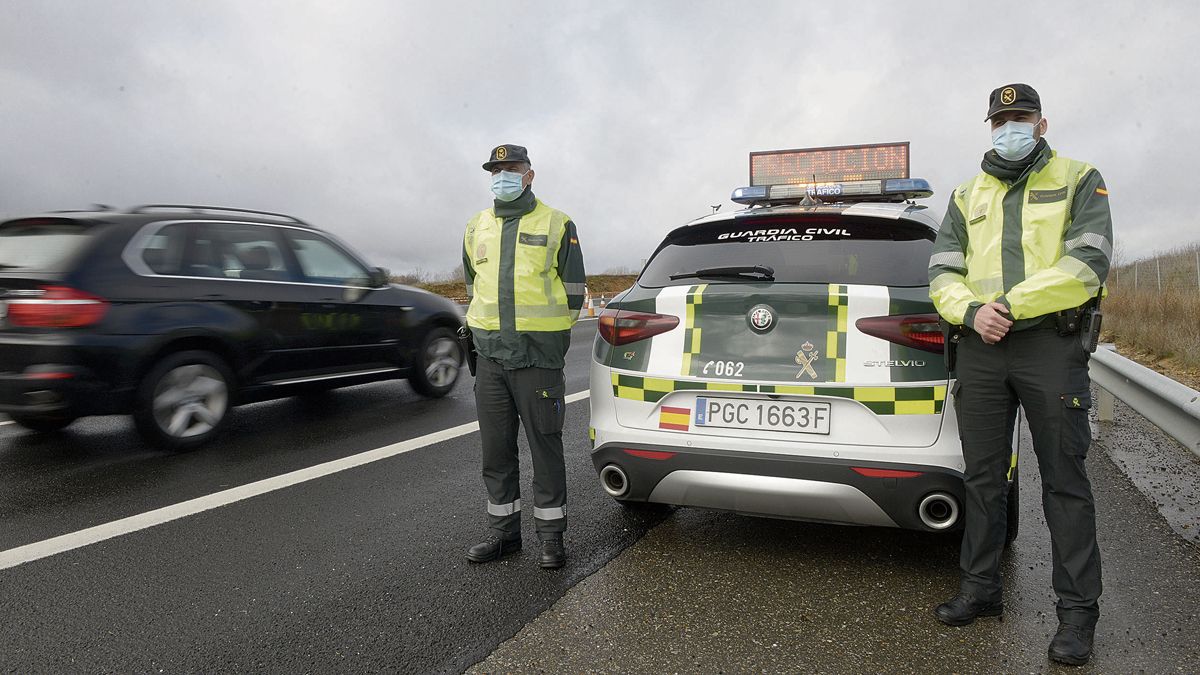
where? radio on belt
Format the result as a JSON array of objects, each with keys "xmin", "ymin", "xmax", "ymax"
[{"xmin": 731, "ymin": 141, "xmax": 934, "ymax": 206}]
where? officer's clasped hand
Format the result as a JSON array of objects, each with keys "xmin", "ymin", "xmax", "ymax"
[{"xmin": 973, "ymin": 301, "xmax": 1013, "ymax": 345}]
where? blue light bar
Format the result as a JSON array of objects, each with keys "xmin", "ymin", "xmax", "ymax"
[
  {"xmin": 731, "ymin": 186, "xmax": 769, "ymax": 203},
  {"xmin": 883, "ymin": 178, "xmax": 933, "ymax": 198},
  {"xmin": 730, "ymin": 177, "xmax": 933, "ymax": 206}
]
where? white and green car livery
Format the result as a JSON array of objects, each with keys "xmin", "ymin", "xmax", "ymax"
[{"xmin": 590, "ymin": 200, "xmax": 1018, "ymax": 534}]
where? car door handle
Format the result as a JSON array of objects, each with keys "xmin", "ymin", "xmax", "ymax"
[{"xmin": 194, "ymin": 294, "xmax": 227, "ymax": 300}]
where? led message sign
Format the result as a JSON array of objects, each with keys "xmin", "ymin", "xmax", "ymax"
[{"xmin": 750, "ymin": 142, "xmax": 910, "ymax": 186}]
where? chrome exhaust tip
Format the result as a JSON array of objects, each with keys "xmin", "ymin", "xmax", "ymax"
[
  {"xmin": 918, "ymin": 492, "xmax": 960, "ymax": 530},
  {"xmin": 600, "ymin": 464, "xmax": 629, "ymax": 498}
]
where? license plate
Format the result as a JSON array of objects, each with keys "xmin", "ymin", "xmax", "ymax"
[{"xmin": 695, "ymin": 396, "xmax": 831, "ymax": 435}]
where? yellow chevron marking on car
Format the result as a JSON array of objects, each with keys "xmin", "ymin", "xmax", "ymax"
[
  {"xmin": 826, "ymin": 283, "xmax": 848, "ymax": 382},
  {"xmin": 681, "ymin": 284, "xmax": 707, "ymax": 375},
  {"xmin": 611, "ymin": 373, "xmax": 946, "ymax": 415}
]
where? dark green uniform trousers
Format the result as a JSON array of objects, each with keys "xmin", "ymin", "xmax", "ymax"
[
  {"xmin": 475, "ymin": 355, "xmax": 567, "ymax": 536},
  {"xmin": 954, "ymin": 326, "xmax": 1102, "ymax": 628}
]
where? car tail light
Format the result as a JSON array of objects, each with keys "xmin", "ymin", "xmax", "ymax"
[
  {"xmin": 855, "ymin": 313, "xmax": 945, "ymax": 354},
  {"xmin": 7, "ymin": 286, "xmax": 109, "ymax": 328},
  {"xmin": 598, "ymin": 308, "xmax": 680, "ymax": 346},
  {"xmin": 851, "ymin": 467, "xmax": 924, "ymax": 479}
]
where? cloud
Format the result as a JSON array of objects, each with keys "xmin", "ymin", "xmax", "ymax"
[{"xmin": 2, "ymin": 1, "xmax": 1196, "ymax": 276}]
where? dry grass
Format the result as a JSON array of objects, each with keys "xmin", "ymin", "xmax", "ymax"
[
  {"xmin": 397, "ymin": 274, "xmax": 638, "ymax": 302},
  {"xmin": 1103, "ymin": 243, "xmax": 1200, "ymax": 388}
]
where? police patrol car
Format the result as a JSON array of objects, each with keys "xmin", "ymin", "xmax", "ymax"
[{"xmin": 589, "ymin": 143, "xmax": 1019, "ymax": 538}]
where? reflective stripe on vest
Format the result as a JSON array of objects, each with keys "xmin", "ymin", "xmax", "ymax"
[
  {"xmin": 465, "ymin": 200, "xmax": 572, "ymax": 332},
  {"xmin": 948, "ymin": 153, "xmax": 1095, "ymax": 318}
]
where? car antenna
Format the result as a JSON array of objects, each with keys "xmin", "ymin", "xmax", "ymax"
[
  {"xmin": 710, "ymin": 204, "xmax": 722, "ymax": 214},
  {"xmin": 800, "ymin": 173, "xmax": 821, "ymax": 206}
]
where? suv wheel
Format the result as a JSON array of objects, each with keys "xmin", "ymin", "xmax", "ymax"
[
  {"xmin": 409, "ymin": 327, "xmax": 462, "ymax": 398},
  {"xmin": 134, "ymin": 351, "xmax": 233, "ymax": 451},
  {"xmin": 10, "ymin": 412, "xmax": 77, "ymax": 433}
]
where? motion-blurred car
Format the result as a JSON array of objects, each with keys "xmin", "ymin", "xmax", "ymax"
[
  {"xmin": 0, "ymin": 204, "xmax": 463, "ymax": 450},
  {"xmin": 589, "ymin": 143, "xmax": 1019, "ymax": 539}
]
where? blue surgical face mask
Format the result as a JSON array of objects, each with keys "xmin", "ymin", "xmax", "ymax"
[
  {"xmin": 491, "ymin": 170, "xmax": 527, "ymax": 202},
  {"xmin": 991, "ymin": 121, "xmax": 1038, "ymax": 161}
]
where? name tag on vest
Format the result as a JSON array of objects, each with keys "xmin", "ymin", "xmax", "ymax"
[
  {"xmin": 1028, "ymin": 187, "xmax": 1068, "ymax": 204},
  {"xmin": 518, "ymin": 233, "xmax": 549, "ymax": 246},
  {"xmin": 969, "ymin": 202, "xmax": 988, "ymax": 224}
]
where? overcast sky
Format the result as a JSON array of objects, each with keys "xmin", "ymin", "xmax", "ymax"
[{"xmin": 3, "ymin": 1, "xmax": 1197, "ymax": 277}]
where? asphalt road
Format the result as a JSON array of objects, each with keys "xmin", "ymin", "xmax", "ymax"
[
  {"xmin": 2, "ymin": 321, "xmax": 1199, "ymax": 673},
  {"xmin": 473, "ymin": 407, "xmax": 1200, "ymax": 673},
  {"xmin": 0, "ymin": 321, "xmax": 675, "ymax": 673}
]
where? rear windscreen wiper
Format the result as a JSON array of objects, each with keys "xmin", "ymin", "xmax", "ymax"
[{"xmin": 670, "ymin": 265, "xmax": 775, "ymax": 281}]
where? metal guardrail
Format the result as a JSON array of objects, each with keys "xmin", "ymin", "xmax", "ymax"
[{"xmin": 1091, "ymin": 345, "xmax": 1200, "ymax": 457}]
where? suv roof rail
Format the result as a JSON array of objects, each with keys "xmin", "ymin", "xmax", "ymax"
[
  {"xmin": 47, "ymin": 204, "xmax": 116, "ymax": 213},
  {"xmin": 128, "ymin": 204, "xmax": 311, "ymax": 226}
]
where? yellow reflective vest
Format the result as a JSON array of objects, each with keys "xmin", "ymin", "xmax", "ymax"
[
  {"xmin": 929, "ymin": 146, "xmax": 1113, "ymax": 330},
  {"xmin": 464, "ymin": 199, "xmax": 580, "ymax": 332}
]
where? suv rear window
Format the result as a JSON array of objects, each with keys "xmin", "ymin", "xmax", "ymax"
[
  {"xmin": 638, "ymin": 215, "xmax": 935, "ymax": 288},
  {"xmin": 0, "ymin": 219, "xmax": 94, "ymax": 272}
]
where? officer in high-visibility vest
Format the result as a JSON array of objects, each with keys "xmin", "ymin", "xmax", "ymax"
[
  {"xmin": 463, "ymin": 144, "xmax": 585, "ymax": 569},
  {"xmin": 928, "ymin": 84, "xmax": 1112, "ymax": 666}
]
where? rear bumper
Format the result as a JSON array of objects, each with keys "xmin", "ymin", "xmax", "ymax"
[
  {"xmin": 590, "ymin": 442, "xmax": 965, "ymax": 531},
  {"xmin": 0, "ymin": 365, "xmax": 126, "ymax": 415},
  {"xmin": 0, "ymin": 332, "xmax": 139, "ymax": 416}
]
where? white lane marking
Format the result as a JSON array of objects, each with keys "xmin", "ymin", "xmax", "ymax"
[
  {"xmin": 0, "ymin": 421, "xmax": 13, "ymax": 426},
  {"xmin": 0, "ymin": 390, "xmax": 592, "ymax": 572}
]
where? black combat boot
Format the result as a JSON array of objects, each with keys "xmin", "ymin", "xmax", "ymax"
[
  {"xmin": 466, "ymin": 533, "xmax": 521, "ymax": 563},
  {"xmin": 537, "ymin": 534, "xmax": 565, "ymax": 569},
  {"xmin": 933, "ymin": 592, "xmax": 1004, "ymax": 626},
  {"xmin": 1048, "ymin": 623, "xmax": 1094, "ymax": 666}
]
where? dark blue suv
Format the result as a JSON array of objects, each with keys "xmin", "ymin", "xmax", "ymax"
[{"xmin": 0, "ymin": 205, "xmax": 463, "ymax": 450}]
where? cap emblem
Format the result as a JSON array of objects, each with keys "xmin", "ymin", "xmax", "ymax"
[
  {"xmin": 1001, "ymin": 87, "xmax": 1017, "ymax": 105},
  {"xmin": 495, "ymin": 146, "xmax": 508, "ymax": 160}
]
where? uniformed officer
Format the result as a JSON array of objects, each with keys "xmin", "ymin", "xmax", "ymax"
[
  {"xmin": 928, "ymin": 84, "xmax": 1112, "ymax": 666},
  {"xmin": 463, "ymin": 144, "xmax": 586, "ymax": 569}
]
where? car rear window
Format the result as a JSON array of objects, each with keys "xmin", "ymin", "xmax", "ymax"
[
  {"xmin": 0, "ymin": 219, "xmax": 94, "ymax": 272},
  {"xmin": 638, "ymin": 214, "xmax": 935, "ymax": 288}
]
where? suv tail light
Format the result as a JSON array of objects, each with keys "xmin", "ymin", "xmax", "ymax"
[
  {"xmin": 598, "ymin": 308, "xmax": 680, "ymax": 346},
  {"xmin": 855, "ymin": 313, "xmax": 945, "ymax": 354},
  {"xmin": 7, "ymin": 286, "xmax": 110, "ymax": 328}
]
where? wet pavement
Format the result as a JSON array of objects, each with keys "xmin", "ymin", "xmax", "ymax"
[
  {"xmin": 3, "ymin": 320, "xmax": 1199, "ymax": 672},
  {"xmin": 1096, "ymin": 398, "xmax": 1200, "ymax": 545},
  {"xmin": 472, "ymin": 398, "xmax": 1200, "ymax": 674},
  {"xmin": 0, "ymin": 323, "xmax": 658, "ymax": 674}
]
